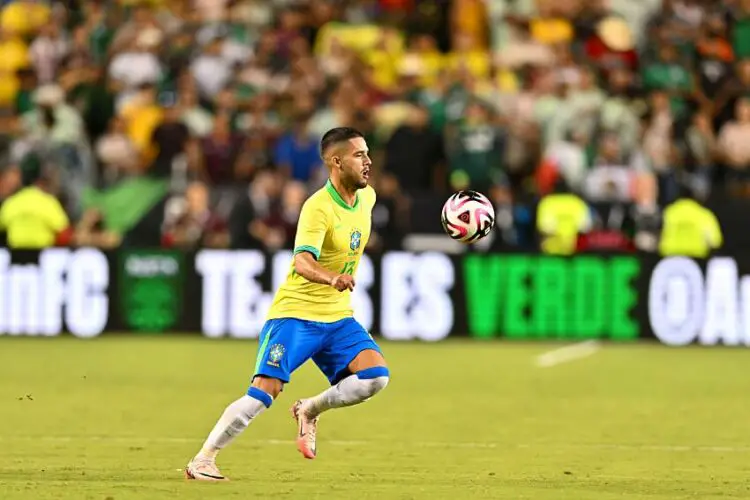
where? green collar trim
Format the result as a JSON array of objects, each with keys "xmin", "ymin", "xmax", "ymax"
[{"xmin": 325, "ymin": 179, "xmax": 359, "ymax": 211}]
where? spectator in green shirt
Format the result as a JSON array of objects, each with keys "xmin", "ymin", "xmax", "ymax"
[
  {"xmin": 446, "ymin": 99, "xmax": 505, "ymax": 192},
  {"xmin": 641, "ymin": 44, "xmax": 693, "ymax": 118}
]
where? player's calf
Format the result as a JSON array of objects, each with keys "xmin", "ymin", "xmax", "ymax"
[
  {"xmin": 187, "ymin": 383, "xmax": 277, "ymax": 477},
  {"xmin": 201, "ymin": 388, "xmax": 274, "ymax": 454},
  {"xmin": 303, "ymin": 366, "xmax": 390, "ymax": 417},
  {"xmin": 342, "ymin": 366, "xmax": 390, "ymax": 403}
]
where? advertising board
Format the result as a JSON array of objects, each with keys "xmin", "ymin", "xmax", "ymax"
[{"xmin": 0, "ymin": 247, "xmax": 744, "ymax": 347}]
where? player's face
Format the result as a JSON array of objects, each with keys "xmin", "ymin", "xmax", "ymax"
[{"xmin": 341, "ymin": 137, "xmax": 371, "ymax": 189}]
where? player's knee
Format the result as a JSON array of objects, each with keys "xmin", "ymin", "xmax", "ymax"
[
  {"xmin": 365, "ymin": 376, "xmax": 389, "ymax": 397},
  {"xmin": 250, "ymin": 375, "xmax": 283, "ymax": 402},
  {"xmin": 355, "ymin": 366, "xmax": 389, "ymax": 398}
]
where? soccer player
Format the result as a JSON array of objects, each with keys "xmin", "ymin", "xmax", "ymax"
[{"xmin": 186, "ymin": 127, "xmax": 390, "ymax": 481}]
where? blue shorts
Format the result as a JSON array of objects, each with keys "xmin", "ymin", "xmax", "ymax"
[{"xmin": 252, "ymin": 317, "xmax": 383, "ymax": 386}]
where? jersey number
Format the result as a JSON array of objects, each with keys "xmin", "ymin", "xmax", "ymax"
[{"xmin": 340, "ymin": 261, "xmax": 355, "ymax": 276}]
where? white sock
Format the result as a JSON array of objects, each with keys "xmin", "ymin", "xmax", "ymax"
[
  {"xmin": 195, "ymin": 390, "xmax": 272, "ymax": 460},
  {"xmin": 306, "ymin": 370, "xmax": 389, "ymax": 417}
]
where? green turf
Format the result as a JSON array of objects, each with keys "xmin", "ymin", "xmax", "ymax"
[{"xmin": 1, "ymin": 337, "xmax": 750, "ymax": 499}]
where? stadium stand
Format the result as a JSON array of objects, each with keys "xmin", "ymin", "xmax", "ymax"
[{"xmin": 0, "ymin": 0, "xmax": 746, "ymax": 255}]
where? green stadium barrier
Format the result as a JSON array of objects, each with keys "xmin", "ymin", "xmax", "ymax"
[
  {"xmin": 82, "ymin": 177, "xmax": 170, "ymax": 233},
  {"xmin": 0, "ymin": 247, "xmax": 746, "ymax": 347}
]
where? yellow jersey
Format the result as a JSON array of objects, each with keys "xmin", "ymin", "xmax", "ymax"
[
  {"xmin": 0, "ymin": 186, "xmax": 69, "ymax": 248},
  {"xmin": 536, "ymin": 193, "xmax": 591, "ymax": 255},
  {"xmin": 659, "ymin": 199, "xmax": 722, "ymax": 258},
  {"xmin": 267, "ymin": 179, "xmax": 375, "ymax": 323}
]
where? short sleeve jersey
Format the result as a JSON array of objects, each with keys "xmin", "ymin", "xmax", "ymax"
[{"xmin": 266, "ymin": 179, "xmax": 376, "ymax": 322}]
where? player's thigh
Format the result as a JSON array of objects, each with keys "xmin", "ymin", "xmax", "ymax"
[
  {"xmin": 252, "ymin": 318, "xmax": 322, "ymax": 391},
  {"xmin": 312, "ymin": 317, "xmax": 385, "ymax": 385}
]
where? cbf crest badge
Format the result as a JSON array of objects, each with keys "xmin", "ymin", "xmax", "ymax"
[
  {"xmin": 267, "ymin": 344, "xmax": 286, "ymax": 367},
  {"xmin": 349, "ymin": 229, "xmax": 362, "ymax": 251}
]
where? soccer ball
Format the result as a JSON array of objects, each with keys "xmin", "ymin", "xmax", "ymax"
[{"xmin": 441, "ymin": 190, "xmax": 495, "ymax": 243}]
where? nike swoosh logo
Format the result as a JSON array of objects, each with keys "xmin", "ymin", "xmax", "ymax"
[{"xmin": 196, "ymin": 471, "xmax": 225, "ymax": 480}]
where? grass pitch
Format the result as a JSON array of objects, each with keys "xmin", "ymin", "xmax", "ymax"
[{"xmin": 1, "ymin": 336, "xmax": 750, "ymax": 499}]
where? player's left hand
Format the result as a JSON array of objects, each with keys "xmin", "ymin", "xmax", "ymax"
[{"xmin": 330, "ymin": 274, "xmax": 355, "ymax": 292}]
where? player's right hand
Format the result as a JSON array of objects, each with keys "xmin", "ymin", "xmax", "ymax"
[{"xmin": 330, "ymin": 274, "xmax": 355, "ymax": 292}]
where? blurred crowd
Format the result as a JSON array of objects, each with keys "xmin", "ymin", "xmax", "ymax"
[{"xmin": 0, "ymin": 0, "xmax": 745, "ymax": 256}]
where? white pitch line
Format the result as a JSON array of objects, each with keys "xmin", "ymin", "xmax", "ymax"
[
  {"xmin": 1, "ymin": 436, "xmax": 749, "ymax": 453},
  {"xmin": 535, "ymin": 340, "xmax": 602, "ymax": 368}
]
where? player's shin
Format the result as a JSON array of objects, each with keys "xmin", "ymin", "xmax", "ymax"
[
  {"xmin": 195, "ymin": 388, "xmax": 273, "ymax": 460},
  {"xmin": 305, "ymin": 366, "xmax": 389, "ymax": 417}
]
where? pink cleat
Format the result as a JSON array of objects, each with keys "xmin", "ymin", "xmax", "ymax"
[{"xmin": 291, "ymin": 399, "xmax": 319, "ymax": 459}]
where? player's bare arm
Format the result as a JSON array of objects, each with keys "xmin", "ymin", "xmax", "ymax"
[{"xmin": 293, "ymin": 251, "xmax": 355, "ymax": 291}]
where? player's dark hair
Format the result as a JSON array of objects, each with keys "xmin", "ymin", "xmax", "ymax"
[{"xmin": 320, "ymin": 127, "xmax": 364, "ymax": 156}]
